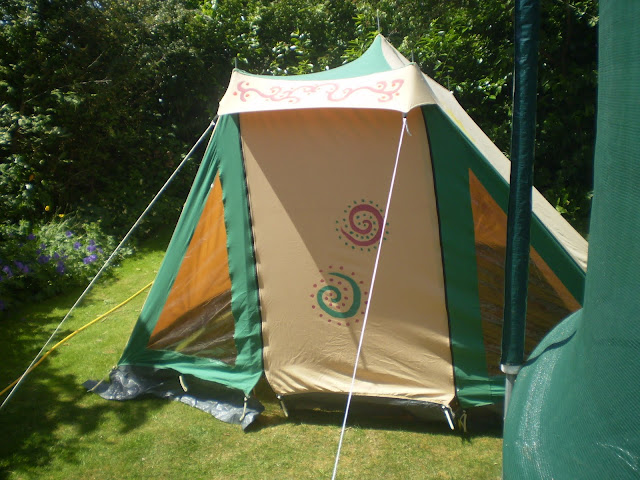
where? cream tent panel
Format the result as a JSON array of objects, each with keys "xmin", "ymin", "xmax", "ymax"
[
  {"xmin": 240, "ymin": 108, "xmax": 455, "ymax": 405},
  {"xmin": 219, "ymin": 65, "xmax": 436, "ymax": 115}
]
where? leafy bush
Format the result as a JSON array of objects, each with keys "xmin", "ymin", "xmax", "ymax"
[
  {"xmin": 0, "ymin": 218, "xmax": 129, "ymax": 313},
  {"xmin": 0, "ymin": 0, "xmax": 225, "ymax": 236}
]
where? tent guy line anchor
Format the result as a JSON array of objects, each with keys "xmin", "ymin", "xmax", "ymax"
[
  {"xmin": 331, "ymin": 115, "xmax": 409, "ymax": 480},
  {"xmin": 0, "ymin": 118, "xmax": 217, "ymax": 412}
]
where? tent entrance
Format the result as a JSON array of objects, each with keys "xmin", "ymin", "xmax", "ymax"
[{"xmin": 241, "ymin": 107, "xmax": 456, "ymax": 407}]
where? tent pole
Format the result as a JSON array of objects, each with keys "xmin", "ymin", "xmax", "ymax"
[{"xmin": 500, "ymin": 0, "xmax": 541, "ymax": 419}]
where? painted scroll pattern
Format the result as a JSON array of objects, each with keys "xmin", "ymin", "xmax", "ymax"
[
  {"xmin": 337, "ymin": 200, "xmax": 389, "ymax": 251},
  {"xmin": 310, "ymin": 267, "xmax": 369, "ymax": 327},
  {"xmin": 234, "ymin": 80, "xmax": 404, "ymax": 104}
]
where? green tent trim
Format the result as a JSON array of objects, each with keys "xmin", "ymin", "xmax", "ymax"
[
  {"xmin": 238, "ymin": 35, "xmax": 393, "ymax": 82},
  {"xmin": 119, "ymin": 115, "xmax": 263, "ymax": 396},
  {"xmin": 424, "ymin": 105, "xmax": 585, "ymax": 407}
]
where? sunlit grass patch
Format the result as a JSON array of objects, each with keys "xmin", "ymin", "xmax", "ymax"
[{"xmin": 0, "ymin": 231, "xmax": 502, "ymax": 480}]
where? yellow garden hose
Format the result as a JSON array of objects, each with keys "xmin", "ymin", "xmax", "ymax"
[{"xmin": 0, "ymin": 281, "xmax": 153, "ymax": 398}]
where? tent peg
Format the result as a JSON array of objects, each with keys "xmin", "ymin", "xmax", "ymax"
[
  {"xmin": 239, "ymin": 396, "xmax": 248, "ymax": 422},
  {"xmin": 277, "ymin": 394, "xmax": 289, "ymax": 418},
  {"xmin": 442, "ymin": 405, "xmax": 455, "ymax": 430},
  {"xmin": 179, "ymin": 375, "xmax": 188, "ymax": 392}
]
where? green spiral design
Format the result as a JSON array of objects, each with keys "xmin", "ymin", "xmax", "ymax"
[{"xmin": 316, "ymin": 272, "xmax": 361, "ymax": 318}]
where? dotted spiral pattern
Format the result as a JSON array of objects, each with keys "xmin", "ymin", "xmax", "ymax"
[
  {"xmin": 310, "ymin": 267, "xmax": 369, "ymax": 327},
  {"xmin": 337, "ymin": 200, "xmax": 389, "ymax": 251}
]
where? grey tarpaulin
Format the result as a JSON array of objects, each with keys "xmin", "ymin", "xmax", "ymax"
[{"xmin": 84, "ymin": 365, "xmax": 263, "ymax": 430}]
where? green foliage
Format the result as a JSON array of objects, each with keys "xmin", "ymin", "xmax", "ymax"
[
  {"xmin": 0, "ymin": 0, "xmax": 225, "ymax": 233},
  {"xmin": 0, "ymin": 0, "xmax": 597, "ymax": 236},
  {"xmin": 0, "ymin": 218, "xmax": 129, "ymax": 312},
  {"xmin": 0, "ymin": 0, "xmax": 598, "ymax": 308},
  {"xmin": 208, "ymin": 0, "xmax": 358, "ymax": 76},
  {"xmin": 413, "ymin": 3, "xmax": 513, "ymax": 149},
  {"xmin": 534, "ymin": 0, "xmax": 598, "ymax": 233}
]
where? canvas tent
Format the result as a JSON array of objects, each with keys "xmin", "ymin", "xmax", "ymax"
[{"xmin": 88, "ymin": 35, "xmax": 587, "ymax": 428}]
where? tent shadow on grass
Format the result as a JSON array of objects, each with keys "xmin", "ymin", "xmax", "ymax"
[
  {"xmin": 0, "ymin": 262, "xmax": 168, "ymax": 478},
  {"xmin": 247, "ymin": 377, "xmax": 502, "ymax": 442},
  {"xmin": 248, "ymin": 405, "xmax": 503, "ymax": 448},
  {"xmin": 0, "ymin": 353, "xmax": 138, "ymax": 471},
  {"xmin": 0, "ymin": 377, "xmax": 166, "ymax": 479},
  {"xmin": 0, "ymin": 307, "xmax": 162, "ymax": 478}
]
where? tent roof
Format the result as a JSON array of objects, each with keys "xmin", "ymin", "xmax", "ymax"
[
  {"xmin": 217, "ymin": 35, "xmax": 437, "ymax": 115},
  {"xmin": 216, "ymin": 35, "xmax": 588, "ymax": 272}
]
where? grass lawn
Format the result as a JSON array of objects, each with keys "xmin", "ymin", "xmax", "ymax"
[{"xmin": 0, "ymin": 232, "xmax": 502, "ymax": 479}]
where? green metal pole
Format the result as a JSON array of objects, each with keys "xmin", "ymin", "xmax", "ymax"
[{"xmin": 501, "ymin": 0, "xmax": 541, "ymax": 417}]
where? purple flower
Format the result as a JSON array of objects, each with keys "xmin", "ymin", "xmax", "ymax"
[
  {"xmin": 73, "ymin": 242, "xmax": 82, "ymax": 250},
  {"xmin": 37, "ymin": 255, "xmax": 50, "ymax": 264},
  {"xmin": 53, "ymin": 252, "xmax": 60, "ymax": 260},
  {"xmin": 2, "ymin": 266, "xmax": 12, "ymax": 277},
  {"xmin": 83, "ymin": 254, "xmax": 98, "ymax": 264},
  {"xmin": 40, "ymin": 243, "xmax": 46, "ymax": 249},
  {"xmin": 27, "ymin": 234, "xmax": 36, "ymax": 240},
  {"xmin": 56, "ymin": 260, "xmax": 65, "ymax": 274},
  {"xmin": 89, "ymin": 239, "xmax": 96, "ymax": 246},
  {"xmin": 87, "ymin": 244, "xmax": 97, "ymax": 253},
  {"xmin": 65, "ymin": 230, "xmax": 74, "ymax": 238},
  {"xmin": 14, "ymin": 261, "xmax": 30, "ymax": 274}
]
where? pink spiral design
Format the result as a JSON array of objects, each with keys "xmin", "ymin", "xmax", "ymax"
[{"xmin": 340, "ymin": 204, "xmax": 384, "ymax": 247}]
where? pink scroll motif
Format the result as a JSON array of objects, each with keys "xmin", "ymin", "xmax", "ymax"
[
  {"xmin": 341, "ymin": 204, "xmax": 384, "ymax": 247},
  {"xmin": 235, "ymin": 80, "xmax": 404, "ymax": 104}
]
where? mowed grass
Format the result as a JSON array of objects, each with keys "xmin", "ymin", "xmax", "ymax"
[{"xmin": 0, "ymin": 232, "xmax": 502, "ymax": 480}]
